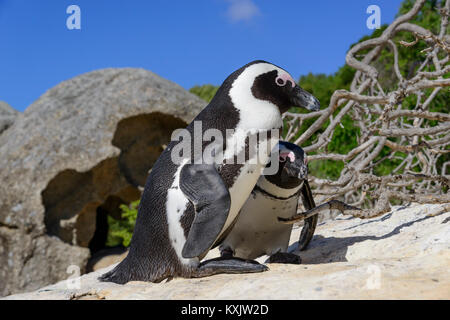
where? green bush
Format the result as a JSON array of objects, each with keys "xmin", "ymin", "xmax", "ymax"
[
  {"xmin": 189, "ymin": 84, "xmax": 218, "ymax": 103},
  {"xmin": 106, "ymin": 200, "xmax": 139, "ymax": 247}
]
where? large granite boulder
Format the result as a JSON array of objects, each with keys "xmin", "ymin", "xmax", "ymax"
[
  {"xmin": 3, "ymin": 203, "xmax": 449, "ymax": 300},
  {"xmin": 0, "ymin": 68, "xmax": 206, "ymax": 297},
  {"xmin": 0, "ymin": 101, "xmax": 18, "ymax": 135}
]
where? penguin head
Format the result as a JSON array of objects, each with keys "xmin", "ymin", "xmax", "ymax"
[
  {"xmin": 265, "ymin": 141, "xmax": 308, "ymax": 188},
  {"xmin": 227, "ymin": 60, "xmax": 320, "ymax": 116},
  {"xmin": 250, "ymin": 61, "xmax": 320, "ymax": 114},
  {"xmin": 279, "ymin": 141, "xmax": 308, "ymax": 180}
]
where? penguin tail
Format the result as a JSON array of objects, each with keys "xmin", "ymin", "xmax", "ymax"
[
  {"xmin": 98, "ymin": 267, "xmax": 127, "ymax": 284},
  {"xmin": 98, "ymin": 259, "xmax": 135, "ymax": 284},
  {"xmin": 97, "ymin": 254, "xmax": 175, "ymax": 284}
]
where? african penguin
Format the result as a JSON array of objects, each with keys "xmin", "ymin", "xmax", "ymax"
[
  {"xmin": 99, "ymin": 60, "xmax": 320, "ymax": 284},
  {"xmin": 220, "ymin": 141, "xmax": 317, "ymax": 264}
]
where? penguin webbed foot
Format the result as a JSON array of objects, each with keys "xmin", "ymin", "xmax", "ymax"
[
  {"xmin": 219, "ymin": 246, "xmax": 234, "ymax": 259},
  {"xmin": 265, "ymin": 252, "xmax": 302, "ymax": 265},
  {"xmin": 192, "ymin": 257, "xmax": 269, "ymax": 278}
]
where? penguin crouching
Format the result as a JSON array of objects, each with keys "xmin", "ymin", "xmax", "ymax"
[
  {"xmin": 219, "ymin": 141, "xmax": 317, "ymax": 264},
  {"xmin": 99, "ymin": 60, "xmax": 320, "ymax": 284}
]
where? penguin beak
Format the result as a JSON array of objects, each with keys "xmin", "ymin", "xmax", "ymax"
[
  {"xmin": 290, "ymin": 85, "xmax": 320, "ymax": 111},
  {"xmin": 283, "ymin": 159, "xmax": 308, "ymax": 180}
]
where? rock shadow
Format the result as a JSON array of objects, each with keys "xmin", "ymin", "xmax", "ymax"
[
  {"xmin": 41, "ymin": 112, "xmax": 186, "ymax": 257},
  {"xmin": 290, "ymin": 210, "xmax": 443, "ymax": 264}
]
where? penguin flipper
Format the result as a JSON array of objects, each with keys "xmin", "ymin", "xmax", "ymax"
[
  {"xmin": 298, "ymin": 180, "xmax": 318, "ymax": 251},
  {"xmin": 192, "ymin": 257, "xmax": 268, "ymax": 278},
  {"xmin": 179, "ymin": 163, "xmax": 231, "ymax": 259}
]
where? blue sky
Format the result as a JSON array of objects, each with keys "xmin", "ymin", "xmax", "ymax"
[{"xmin": 0, "ymin": 0, "xmax": 404, "ymax": 111}]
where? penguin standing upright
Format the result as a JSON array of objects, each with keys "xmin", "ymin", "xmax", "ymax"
[
  {"xmin": 100, "ymin": 60, "xmax": 320, "ymax": 284},
  {"xmin": 219, "ymin": 141, "xmax": 317, "ymax": 263}
]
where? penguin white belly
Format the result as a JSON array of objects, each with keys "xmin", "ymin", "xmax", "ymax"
[
  {"xmin": 166, "ymin": 159, "xmax": 199, "ymax": 266},
  {"xmin": 218, "ymin": 132, "xmax": 279, "ymax": 240},
  {"xmin": 222, "ymin": 191, "xmax": 299, "ymax": 260},
  {"xmin": 222, "ymin": 162, "xmax": 265, "ymax": 234}
]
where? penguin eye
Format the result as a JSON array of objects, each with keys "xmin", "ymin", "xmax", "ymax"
[{"xmin": 276, "ymin": 77, "xmax": 286, "ymax": 86}]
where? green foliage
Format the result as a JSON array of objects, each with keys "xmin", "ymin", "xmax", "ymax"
[
  {"xmin": 106, "ymin": 200, "xmax": 140, "ymax": 247},
  {"xmin": 189, "ymin": 84, "xmax": 219, "ymax": 103},
  {"xmin": 398, "ymin": 0, "xmax": 445, "ymax": 33},
  {"xmin": 299, "ymin": 65, "xmax": 356, "ymax": 108},
  {"xmin": 309, "ymin": 159, "xmax": 345, "ymax": 180}
]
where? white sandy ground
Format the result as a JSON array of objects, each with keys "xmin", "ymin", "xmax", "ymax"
[{"xmin": 3, "ymin": 203, "xmax": 449, "ymax": 300}]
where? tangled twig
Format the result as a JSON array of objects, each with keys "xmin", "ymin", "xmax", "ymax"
[{"xmin": 283, "ymin": 0, "xmax": 450, "ymax": 219}]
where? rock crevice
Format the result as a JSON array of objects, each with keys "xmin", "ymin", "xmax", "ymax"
[{"xmin": 0, "ymin": 68, "xmax": 206, "ymax": 297}]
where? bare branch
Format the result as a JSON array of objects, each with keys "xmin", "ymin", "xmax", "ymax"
[
  {"xmin": 378, "ymin": 122, "xmax": 450, "ymax": 137},
  {"xmin": 283, "ymin": 1, "xmax": 449, "ymax": 220}
]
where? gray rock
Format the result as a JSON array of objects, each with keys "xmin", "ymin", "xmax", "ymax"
[
  {"xmin": 3, "ymin": 203, "xmax": 449, "ymax": 300},
  {"xmin": 0, "ymin": 101, "xmax": 18, "ymax": 135},
  {"xmin": 0, "ymin": 68, "xmax": 206, "ymax": 297}
]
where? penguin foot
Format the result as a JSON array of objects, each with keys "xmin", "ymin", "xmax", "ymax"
[
  {"xmin": 192, "ymin": 257, "xmax": 269, "ymax": 278},
  {"xmin": 265, "ymin": 252, "xmax": 302, "ymax": 264},
  {"xmin": 219, "ymin": 247, "xmax": 234, "ymax": 259}
]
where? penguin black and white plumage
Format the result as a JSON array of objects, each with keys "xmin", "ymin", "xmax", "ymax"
[
  {"xmin": 219, "ymin": 141, "xmax": 317, "ymax": 264},
  {"xmin": 99, "ymin": 60, "xmax": 320, "ymax": 284}
]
